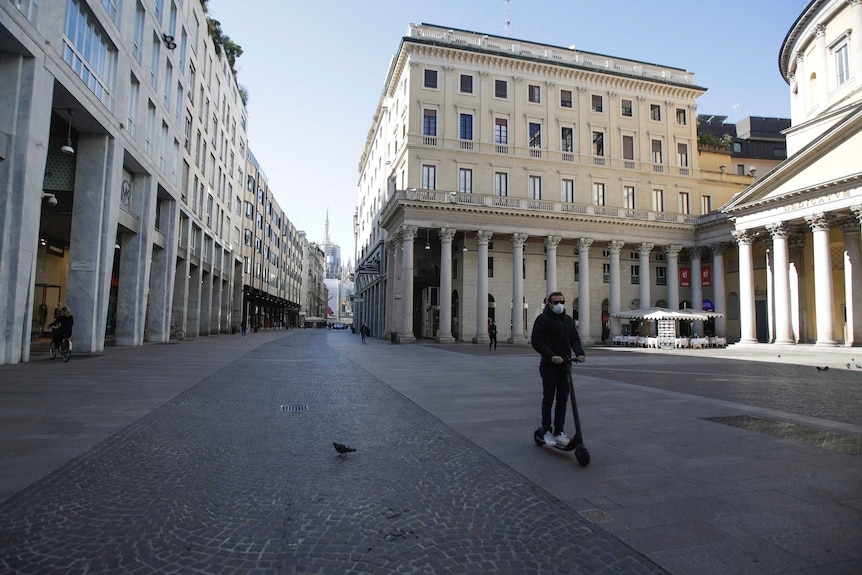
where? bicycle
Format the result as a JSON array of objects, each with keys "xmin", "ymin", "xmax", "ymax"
[
  {"xmin": 169, "ymin": 323, "xmax": 186, "ymax": 341},
  {"xmin": 49, "ymin": 336, "xmax": 72, "ymax": 362}
]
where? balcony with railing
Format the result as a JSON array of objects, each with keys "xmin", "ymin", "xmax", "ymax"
[{"xmin": 401, "ymin": 189, "xmax": 701, "ymax": 226}]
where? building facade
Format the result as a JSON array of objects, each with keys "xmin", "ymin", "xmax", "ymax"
[
  {"xmin": 724, "ymin": 0, "xmax": 862, "ymax": 346},
  {"xmin": 354, "ymin": 23, "xmax": 773, "ymax": 346}
]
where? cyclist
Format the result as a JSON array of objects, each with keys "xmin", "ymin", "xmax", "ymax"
[{"xmin": 49, "ymin": 306, "xmax": 74, "ymax": 348}]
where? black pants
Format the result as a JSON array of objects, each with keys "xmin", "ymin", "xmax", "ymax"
[
  {"xmin": 489, "ymin": 335, "xmax": 497, "ymax": 350},
  {"xmin": 539, "ymin": 363, "xmax": 569, "ymax": 435}
]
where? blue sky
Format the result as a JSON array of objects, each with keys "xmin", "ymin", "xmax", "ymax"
[{"xmin": 209, "ymin": 0, "xmax": 811, "ymax": 256}]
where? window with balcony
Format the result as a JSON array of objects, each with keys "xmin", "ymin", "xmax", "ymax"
[
  {"xmin": 651, "ymin": 139, "xmax": 663, "ymax": 165},
  {"xmin": 494, "ymin": 172, "xmax": 508, "ymax": 196},
  {"xmin": 423, "ymin": 109, "xmax": 437, "ymax": 137},
  {"xmin": 652, "ymin": 188, "xmax": 664, "ymax": 211},
  {"xmin": 592, "ymin": 182, "xmax": 605, "ymax": 206},
  {"xmin": 562, "ymin": 179, "xmax": 574, "ymax": 203},
  {"xmin": 561, "ymin": 127, "xmax": 574, "ymax": 153},
  {"xmin": 622, "ymin": 134, "xmax": 635, "ymax": 168},
  {"xmin": 623, "ymin": 185, "xmax": 635, "ymax": 209},
  {"xmin": 677, "ymin": 143, "xmax": 689, "ymax": 169},
  {"xmin": 678, "ymin": 191, "xmax": 690, "ymax": 214},
  {"xmin": 459, "ymin": 113, "xmax": 473, "ymax": 142},
  {"xmin": 529, "ymin": 176, "xmax": 542, "ymax": 200},
  {"xmin": 592, "ymin": 131, "xmax": 604, "ymax": 157},
  {"xmin": 528, "ymin": 122, "xmax": 541, "ymax": 155}
]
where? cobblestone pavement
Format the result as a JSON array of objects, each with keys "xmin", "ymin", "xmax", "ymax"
[{"xmin": 0, "ymin": 332, "xmax": 664, "ymax": 574}]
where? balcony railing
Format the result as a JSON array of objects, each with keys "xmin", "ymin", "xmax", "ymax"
[{"xmin": 401, "ymin": 189, "xmax": 702, "ymax": 226}]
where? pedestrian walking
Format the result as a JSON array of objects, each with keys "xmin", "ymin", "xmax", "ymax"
[
  {"xmin": 360, "ymin": 322, "xmax": 370, "ymax": 344},
  {"xmin": 488, "ymin": 320, "xmax": 497, "ymax": 352},
  {"xmin": 452, "ymin": 315, "xmax": 459, "ymax": 340},
  {"xmin": 240, "ymin": 320, "xmax": 247, "ymax": 338},
  {"xmin": 530, "ymin": 292, "xmax": 586, "ymax": 447}
]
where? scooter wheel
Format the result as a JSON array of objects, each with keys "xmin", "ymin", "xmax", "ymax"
[
  {"xmin": 533, "ymin": 428, "xmax": 545, "ymax": 446},
  {"xmin": 575, "ymin": 445, "xmax": 591, "ymax": 467}
]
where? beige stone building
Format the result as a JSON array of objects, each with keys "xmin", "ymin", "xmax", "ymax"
[{"xmin": 354, "ymin": 23, "xmax": 770, "ymax": 346}]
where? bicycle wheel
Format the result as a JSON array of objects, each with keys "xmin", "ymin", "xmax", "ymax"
[
  {"xmin": 175, "ymin": 330, "xmax": 185, "ymax": 341},
  {"xmin": 61, "ymin": 340, "xmax": 71, "ymax": 362},
  {"xmin": 48, "ymin": 341, "xmax": 58, "ymax": 360}
]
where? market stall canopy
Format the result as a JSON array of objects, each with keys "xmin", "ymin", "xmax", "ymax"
[{"xmin": 611, "ymin": 307, "xmax": 724, "ymax": 321}]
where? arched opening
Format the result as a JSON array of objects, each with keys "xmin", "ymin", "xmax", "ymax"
[
  {"xmin": 601, "ymin": 298, "xmax": 610, "ymax": 341},
  {"xmin": 488, "ymin": 294, "xmax": 496, "ymax": 322}
]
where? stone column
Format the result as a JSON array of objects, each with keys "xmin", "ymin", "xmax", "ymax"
[
  {"xmin": 688, "ymin": 246, "xmax": 703, "ymax": 335},
  {"xmin": 767, "ymin": 222, "xmax": 794, "ymax": 344},
  {"xmin": 608, "ymin": 240, "xmax": 625, "ymax": 337},
  {"xmin": 473, "ymin": 231, "xmax": 493, "ymax": 344},
  {"xmin": 664, "ymin": 244, "xmax": 683, "ymax": 310},
  {"xmin": 437, "ymin": 228, "xmax": 456, "ymax": 343},
  {"xmin": 848, "ymin": 207, "xmax": 862, "ymax": 346},
  {"xmin": 399, "ymin": 225, "xmax": 417, "ymax": 343},
  {"xmin": 805, "ymin": 213, "xmax": 837, "ymax": 345},
  {"xmin": 852, "ymin": 2, "xmax": 862, "ymax": 93},
  {"xmin": 508, "ymin": 233, "xmax": 529, "ymax": 344},
  {"xmin": 385, "ymin": 235, "xmax": 399, "ymax": 338},
  {"xmin": 815, "ymin": 24, "xmax": 829, "ymax": 104},
  {"xmin": 545, "ymin": 235, "xmax": 561, "ymax": 293},
  {"xmin": 732, "ymin": 230, "xmax": 758, "ymax": 344},
  {"xmin": 789, "ymin": 235, "xmax": 806, "ymax": 343},
  {"xmin": 577, "ymin": 238, "xmax": 594, "ymax": 344},
  {"xmin": 710, "ymin": 243, "xmax": 728, "ymax": 337},
  {"xmin": 637, "ymin": 242, "xmax": 654, "ymax": 309}
]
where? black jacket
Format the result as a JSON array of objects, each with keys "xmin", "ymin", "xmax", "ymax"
[{"xmin": 531, "ymin": 307, "xmax": 585, "ymax": 366}]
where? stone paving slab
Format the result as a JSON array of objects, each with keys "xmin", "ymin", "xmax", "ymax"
[{"xmin": 0, "ymin": 332, "xmax": 664, "ymax": 574}]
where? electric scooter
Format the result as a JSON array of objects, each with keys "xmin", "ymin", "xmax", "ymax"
[{"xmin": 533, "ymin": 358, "xmax": 591, "ymax": 467}]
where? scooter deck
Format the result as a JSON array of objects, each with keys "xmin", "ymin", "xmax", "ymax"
[{"xmin": 534, "ymin": 429, "xmax": 583, "ymax": 452}]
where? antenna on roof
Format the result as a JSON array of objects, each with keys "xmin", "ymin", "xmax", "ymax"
[{"xmin": 505, "ymin": 0, "xmax": 511, "ymax": 37}]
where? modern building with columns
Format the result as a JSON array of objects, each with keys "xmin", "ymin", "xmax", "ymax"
[
  {"xmin": 722, "ymin": 0, "xmax": 862, "ymax": 347},
  {"xmin": 354, "ymin": 23, "xmax": 772, "ymax": 346}
]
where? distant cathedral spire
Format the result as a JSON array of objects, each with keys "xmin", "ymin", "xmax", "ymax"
[{"xmin": 324, "ymin": 209, "xmax": 330, "ymax": 245}]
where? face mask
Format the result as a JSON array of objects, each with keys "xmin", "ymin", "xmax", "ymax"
[{"xmin": 551, "ymin": 303, "xmax": 565, "ymax": 315}]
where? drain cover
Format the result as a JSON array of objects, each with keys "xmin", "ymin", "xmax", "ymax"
[
  {"xmin": 705, "ymin": 415, "xmax": 862, "ymax": 454},
  {"xmin": 579, "ymin": 509, "xmax": 614, "ymax": 523},
  {"xmin": 280, "ymin": 405, "xmax": 308, "ymax": 412}
]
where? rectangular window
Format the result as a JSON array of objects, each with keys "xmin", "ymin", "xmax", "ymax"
[
  {"xmin": 836, "ymin": 42, "xmax": 850, "ymax": 86},
  {"xmin": 592, "ymin": 131, "xmax": 604, "ymax": 156},
  {"xmin": 561, "ymin": 127, "xmax": 574, "ymax": 152},
  {"xmin": 494, "ymin": 172, "xmax": 508, "ymax": 196},
  {"xmin": 701, "ymin": 195, "xmax": 712, "ymax": 213},
  {"xmin": 623, "ymin": 185, "xmax": 635, "ymax": 209},
  {"xmin": 622, "ymin": 135, "xmax": 634, "ymax": 161},
  {"xmin": 678, "ymin": 191, "xmax": 690, "ymax": 214},
  {"xmin": 64, "ymin": 0, "xmax": 118, "ymax": 108},
  {"xmin": 133, "ymin": 2, "xmax": 145, "ymax": 62},
  {"xmin": 528, "ymin": 84, "xmax": 541, "ymax": 103},
  {"xmin": 591, "ymin": 94, "xmax": 603, "ymax": 112},
  {"xmin": 574, "ymin": 261, "xmax": 580, "ymax": 282},
  {"xmin": 459, "ymin": 113, "xmax": 473, "ymax": 140},
  {"xmin": 488, "ymin": 257, "xmax": 494, "ymax": 278},
  {"xmin": 677, "ymin": 143, "xmax": 689, "ymax": 167},
  {"xmin": 528, "ymin": 122, "xmax": 541, "ymax": 148},
  {"xmin": 592, "ymin": 182, "xmax": 605, "ymax": 206},
  {"xmin": 423, "ymin": 109, "xmax": 437, "ymax": 136},
  {"xmin": 424, "ymin": 69, "xmax": 437, "ymax": 89},
  {"xmin": 495, "ymin": 79, "xmax": 508, "ymax": 98},
  {"xmin": 560, "ymin": 89, "xmax": 572, "ymax": 108},
  {"xmin": 631, "ymin": 265, "xmax": 640, "ymax": 285},
  {"xmin": 650, "ymin": 104, "xmax": 661, "ymax": 121},
  {"xmin": 128, "ymin": 74, "xmax": 140, "ymax": 137},
  {"xmin": 150, "ymin": 33, "xmax": 160, "ymax": 88},
  {"xmin": 652, "ymin": 189, "xmax": 664, "ymax": 211},
  {"xmin": 562, "ymin": 179, "xmax": 574, "ymax": 203},
  {"xmin": 459, "ymin": 168, "xmax": 473, "ymax": 193},
  {"xmin": 651, "ymin": 139, "xmax": 663, "ymax": 164},
  {"xmin": 421, "ymin": 164, "xmax": 436, "ymax": 189},
  {"xmin": 529, "ymin": 176, "xmax": 542, "ymax": 200},
  {"xmin": 656, "ymin": 266, "xmax": 667, "ymax": 286},
  {"xmin": 621, "ymin": 98, "xmax": 633, "ymax": 117},
  {"xmin": 602, "ymin": 263, "xmax": 610, "ymax": 283},
  {"xmin": 676, "ymin": 108, "xmax": 687, "ymax": 125},
  {"xmin": 460, "ymin": 74, "xmax": 473, "ymax": 93},
  {"xmin": 494, "ymin": 118, "xmax": 508, "ymax": 144}
]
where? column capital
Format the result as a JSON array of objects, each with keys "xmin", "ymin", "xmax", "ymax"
[
  {"xmin": 804, "ymin": 212, "xmax": 831, "ymax": 232},
  {"xmin": 687, "ymin": 246, "xmax": 703, "ymax": 259},
  {"xmin": 438, "ymin": 228, "xmax": 457, "ymax": 242},
  {"xmin": 789, "ymin": 233, "xmax": 806, "ymax": 250},
  {"xmin": 766, "ymin": 221, "xmax": 791, "ymax": 238},
  {"xmin": 476, "ymin": 230, "xmax": 494, "ymax": 245},
  {"xmin": 607, "ymin": 240, "xmax": 626, "ymax": 253},
  {"xmin": 840, "ymin": 218, "xmax": 861, "ymax": 234},
  {"xmin": 510, "ymin": 232, "xmax": 528, "ymax": 248},
  {"xmin": 663, "ymin": 244, "xmax": 683, "ymax": 258},
  {"xmin": 544, "ymin": 235, "xmax": 562, "ymax": 249},
  {"xmin": 732, "ymin": 229, "xmax": 755, "ymax": 245},
  {"xmin": 709, "ymin": 242, "xmax": 730, "ymax": 256},
  {"xmin": 400, "ymin": 225, "xmax": 418, "ymax": 241},
  {"xmin": 577, "ymin": 238, "xmax": 594, "ymax": 251},
  {"xmin": 637, "ymin": 242, "xmax": 654, "ymax": 255},
  {"xmin": 851, "ymin": 204, "xmax": 862, "ymax": 224}
]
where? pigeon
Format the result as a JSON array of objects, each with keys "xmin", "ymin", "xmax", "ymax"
[{"xmin": 333, "ymin": 442, "xmax": 356, "ymax": 456}]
